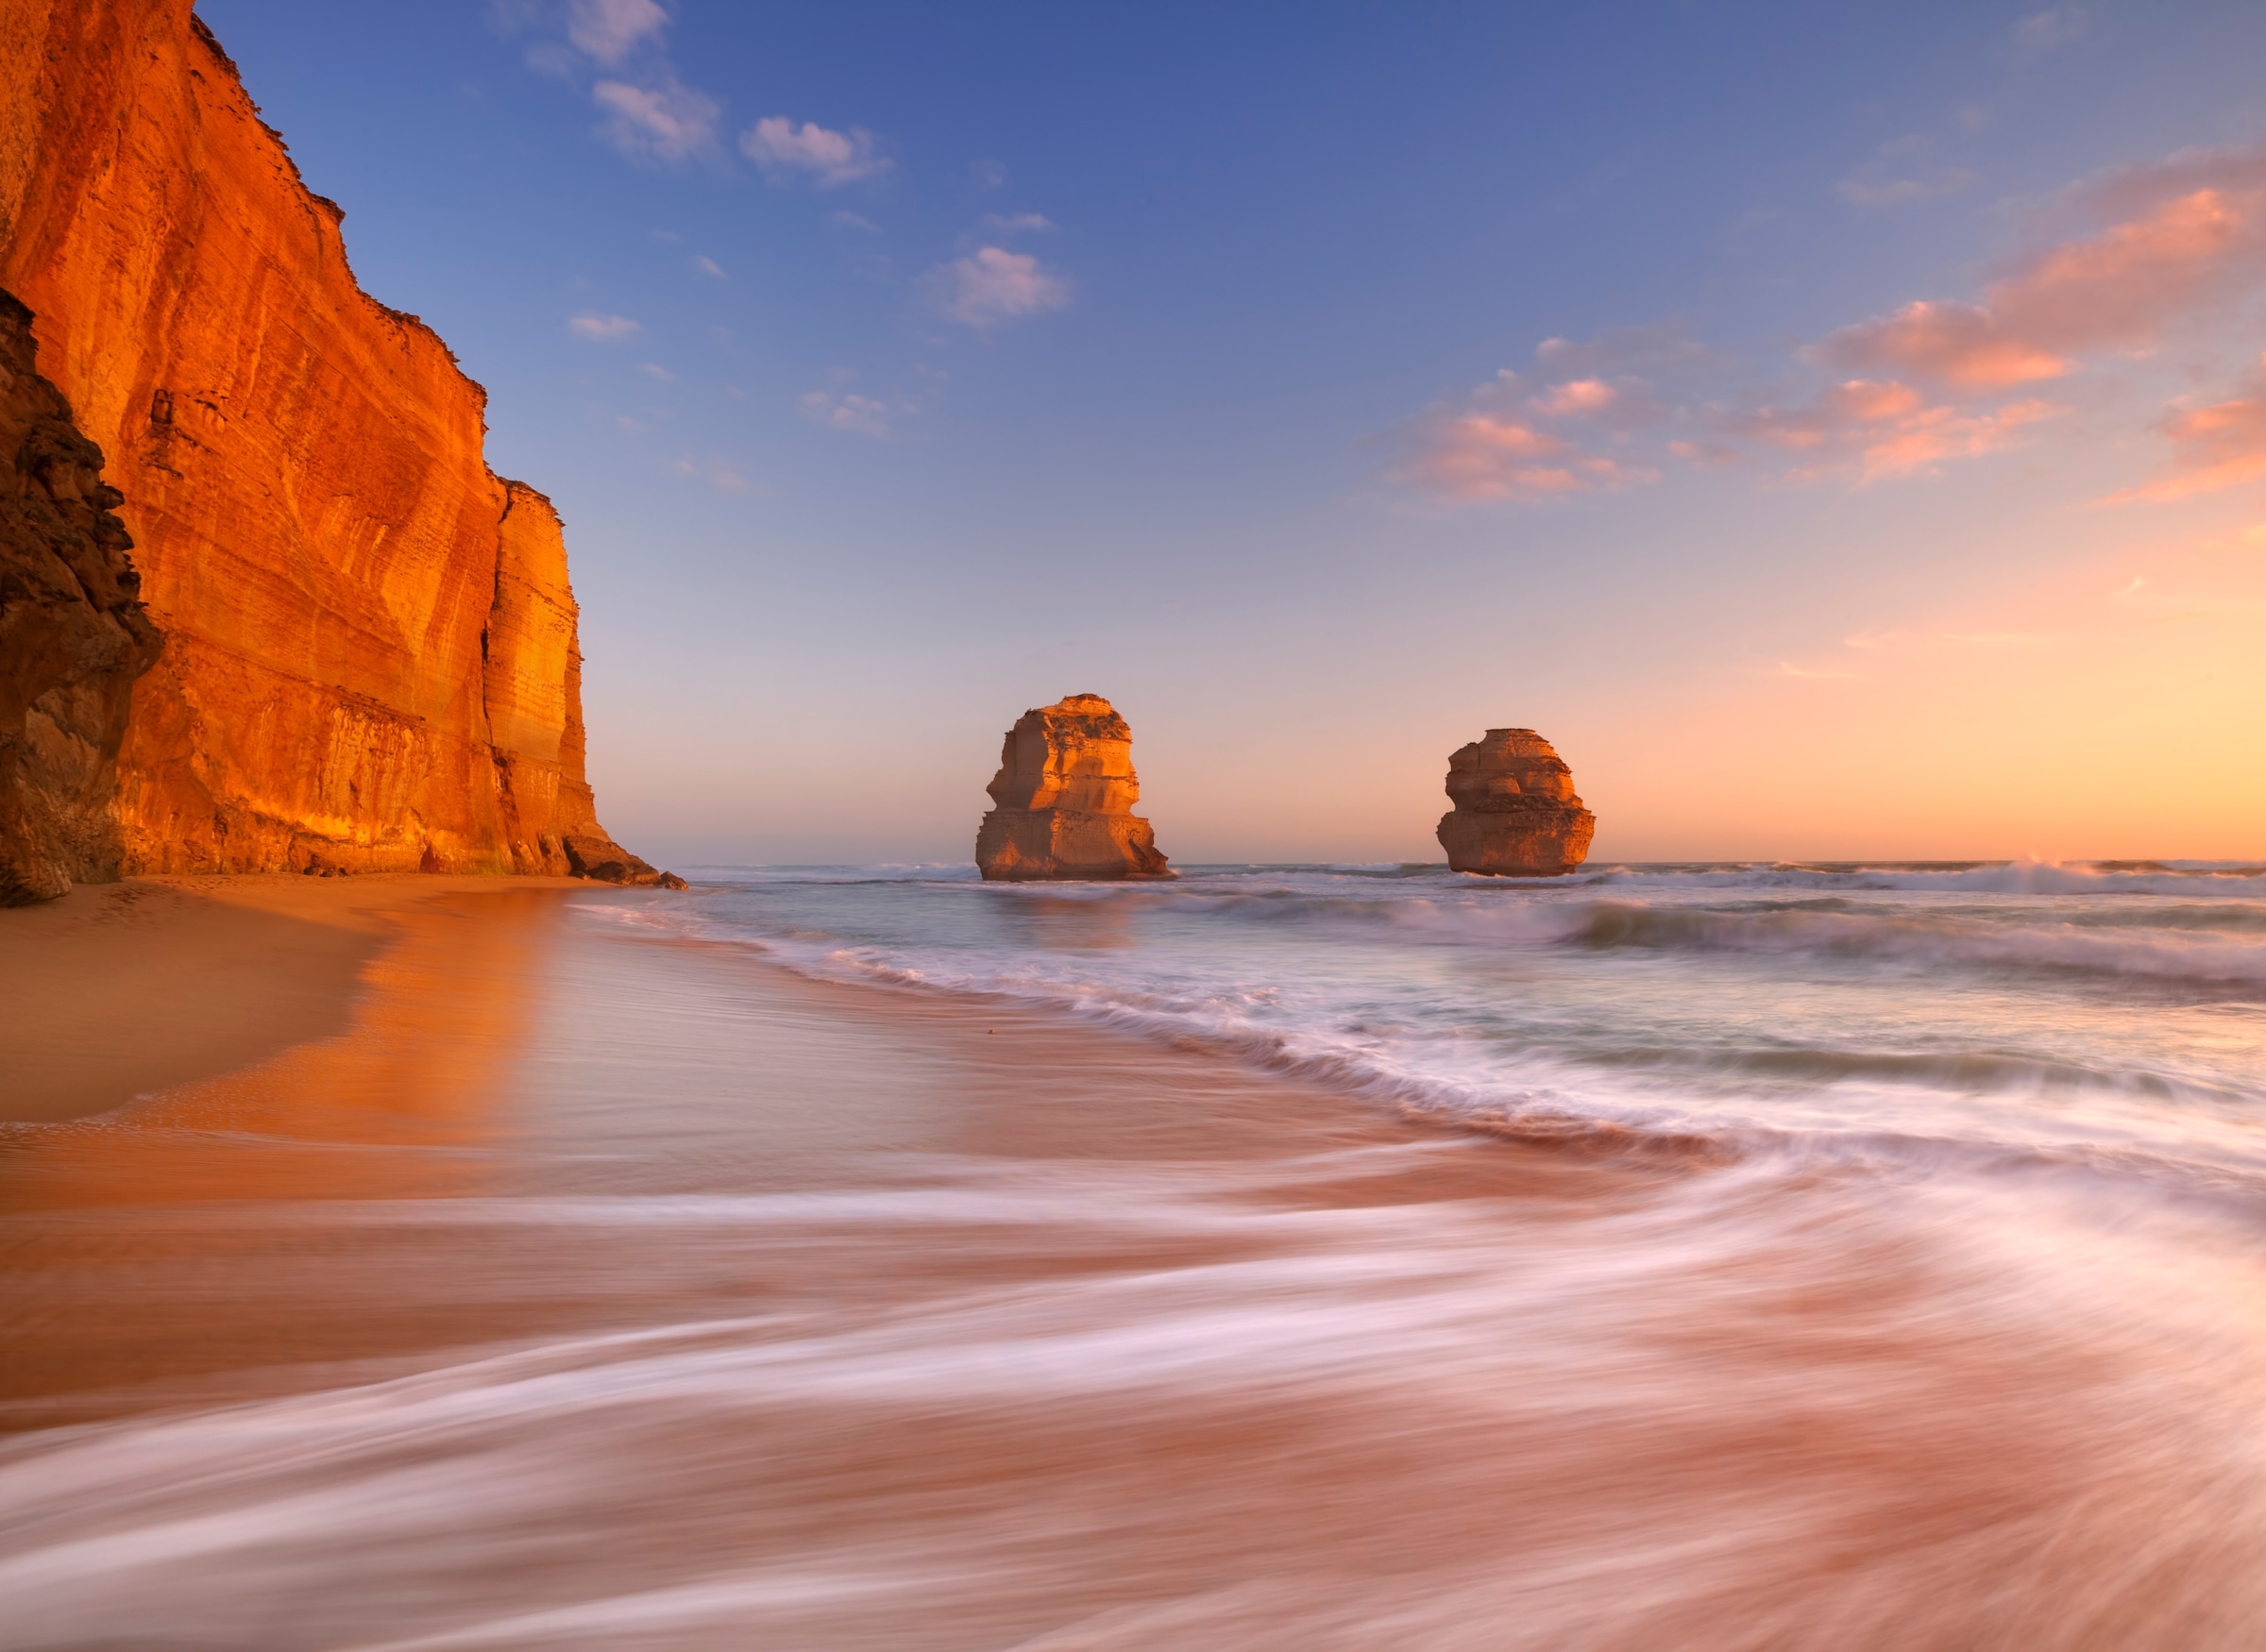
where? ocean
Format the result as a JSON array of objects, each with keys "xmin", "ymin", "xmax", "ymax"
[
  {"xmin": 4, "ymin": 861, "xmax": 2264, "ymax": 1647},
  {"xmin": 634, "ymin": 859, "xmax": 2266, "ymax": 1185}
]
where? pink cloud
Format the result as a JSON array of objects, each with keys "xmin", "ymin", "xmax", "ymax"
[
  {"xmin": 1398, "ymin": 413, "xmax": 1655, "ymax": 502},
  {"xmin": 567, "ymin": 311, "xmax": 641, "ymax": 342},
  {"xmin": 1530, "ymin": 379, "xmax": 1618, "ymax": 417},
  {"xmin": 740, "ymin": 117, "xmax": 890, "ymax": 187},
  {"xmin": 1733, "ymin": 379, "xmax": 2060, "ymax": 481},
  {"xmin": 1820, "ymin": 154, "xmax": 2266, "ymax": 389},
  {"xmin": 925, "ymin": 246, "xmax": 1072, "ymax": 329},
  {"xmin": 592, "ymin": 75, "xmax": 719, "ymax": 162},
  {"xmin": 2105, "ymin": 382, "xmax": 2266, "ymax": 502},
  {"xmin": 566, "ymin": 0, "xmax": 669, "ymax": 65}
]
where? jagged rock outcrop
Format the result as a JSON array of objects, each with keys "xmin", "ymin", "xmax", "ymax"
[
  {"xmin": 0, "ymin": 2, "xmax": 669, "ymax": 887},
  {"xmin": 0, "ymin": 290, "xmax": 162, "ymax": 903},
  {"xmin": 976, "ymin": 694, "xmax": 1174, "ymax": 881},
  {"xmin": 1436, "ymin": 728, "xmax": 1596, "ymax": 876}
]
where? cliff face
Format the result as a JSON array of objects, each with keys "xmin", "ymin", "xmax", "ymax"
[
  {"xmin": 0, "ymin": 1, "xmax": 655, "ymax": 884},
  {"xmin": 976, "ymin": 694, "xmax": 1174, "ymax": 881},
  {"xmin": 1436, "ymin": 728, "xmax": 1596, "ymax": 876},
  {"xmin": 0, "ymin": 292, "xmax": 162, "ymax": 903}
]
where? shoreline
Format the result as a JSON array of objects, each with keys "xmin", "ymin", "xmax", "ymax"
[{"xmin": 0, "ymin": 873, "xmax": 591, "ymax": 1124}]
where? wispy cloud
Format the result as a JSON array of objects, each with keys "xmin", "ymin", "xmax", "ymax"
[
  {"xmin": 1395, "ymin": 371, "xmax": 1660, "ymax": 503},
  {"xmin": 741, "ymin": 117, "xmax": 891, "ymax": 187},
  {"xmin": 1819, "ymin": 149, "xmax": 2266, "ymax": 388},
  {"xmin": 567, "ymin": 312, "xmax": 641, "ymax": 342},
  {"xmin": 2105, "ymin": 363, "xmax": 2266, "ymax": 501},
  {"xmin": 592, "ymin": 74, "xmax": 719, "ymax": 162},
  {"xmin": 2013, "ymin": 7, "xmax": 2087, "ymax": 57},
  {"xmin": 925, "ymin": 246, "xmax": 1073, "ymax": 329},
  {"xmin": 979, "ymin": 212, "xmax": 1056, "ymax": 236},
  {"xmin": 497, "ymin": 0, "xmax": 723, "ymax": 166},
  {"xmin": 670, "ymin": 456, "xmax": 753, "ymax": 494},
  {"xmin": 637, "ymin": 362, "xmax": 675, "ymax": 380},
  {"xmin": 798, "ymin": 390, "xmax": 905, "ymax": 437},
  {"xmin": 1534, "ymin": 321, "xmax": 1719, "ymax": 378},
  {"xmin": 1836, "ymin": 135, "xmax": 1974, "ymax": 207},
  {"xmin": 692, "ymin": 254, "xmax": 725, "ymax": 278},
  {"xmin": 566, "ymin": 0, "xmax": 669, "ymax": 65},
  {"xmin": 1730, "ymin": 379, "xmax": 2061, "ymax": 482}
]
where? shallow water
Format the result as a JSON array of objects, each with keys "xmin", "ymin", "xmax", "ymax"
[
  {"xmin": 650, "ymin": 860, "xmax": 2266, "ymax": 1183},
  {"xmin": 3, "ymin": 867, "xmax": 2264, "ymax": 1649}
]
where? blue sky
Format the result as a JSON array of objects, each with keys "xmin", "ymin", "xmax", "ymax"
[{"xmin": 199, "ymin": 1, "xmax": 2266, "ymax": 863}]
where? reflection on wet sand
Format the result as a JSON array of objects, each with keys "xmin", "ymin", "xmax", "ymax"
[
  {"xmin": 0, "ymin": 890, "xmax": 563, "ymax": 1422},
  {"xmin": 2, "ymin": 893, "xmax": 2263, "ymax": 1648}
]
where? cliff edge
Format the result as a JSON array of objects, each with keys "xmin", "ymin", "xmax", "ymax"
[{"xmin": 0, "ymin": 1, "xmax": 662, "ymax": 886}]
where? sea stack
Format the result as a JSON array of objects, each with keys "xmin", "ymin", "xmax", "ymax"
[
  {"xmin": 975, "ymin": 694, "xmax": 1174, "ymax": 881},
  {"xmin": 1436, "ymin": 728, "xmax": 1596, "ymax": 876}
]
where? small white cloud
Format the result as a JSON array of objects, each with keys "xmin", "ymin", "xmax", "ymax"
[
  {"xmin": 979, "ymin": 211, "xmax": 1056, "ymax": 235},
  {"xmin": 971, "ymin": 159, "xmax": 1007, "ymax": 189},
  {"xmin": 593, "ymin": 74, "xmax": 719, "ymax": 162},
  {"xmin": 740, "ymin": 117, "xmax": 890, "ymax": 186},
  {"xmin": 925, "ymin": 245, "xmax": 1072, "ymax": 329},
  {"xmin": 798, "ymin": 390, "xmax": 901, "ymax": 437},
  {"xmin": 638, "ymin": 362, "xmax": 675, "ymax": 380},
  {"xmin": 2014, "ymin": 8, "xmax": 2086, "ymax": 56},
  {"xmin": 692, "ymin": 254, "xmax": 726, "ymax": 278},
  {"xmin": 567, "ymin": 0, "xmax": 669, "ymax": 65},
  {"xmin": 829, "ymin": 210, "xmax": 881, "ymax": 233},
  {"xmin": 568, "ymin": 312, "xmax": 642, "ymax": 342}
]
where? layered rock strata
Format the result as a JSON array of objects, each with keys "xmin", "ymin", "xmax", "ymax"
[
  {"xmin": 0, "ymin": 2, "xmax": 666, "ymax": 887},
  {"xmin": 0, "ymin": 291, "xmax": 162, "ymax": 903},
  {"xmin": 976, "ymin": 695, "xmax": 1175, "ymax": 881},
  {"xmin": 1436, "ymin": 728, "xmax": 1596, "ymax": 876}
]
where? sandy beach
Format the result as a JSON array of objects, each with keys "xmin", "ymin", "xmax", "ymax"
[
  {"xmin": 4, "ymin": 875, "xmax": 2264, "ymax": 1648},
  {"xmin": 0, "ymin": 874, "xmax": 597, "ymax": 1124}
]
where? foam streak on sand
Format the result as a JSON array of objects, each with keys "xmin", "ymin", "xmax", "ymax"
[{"xmin": 2, "ymin": 867, "xmax": 2265, "ymax": 1646}]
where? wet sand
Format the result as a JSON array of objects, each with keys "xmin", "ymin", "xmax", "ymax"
[
  {"xmin": 0, "ymin": 874, "xmax": 586, "ymax": 1123},
  {"xmin": 3, "ymin": 884, "xmax": 2263, "ymax": 1647}
]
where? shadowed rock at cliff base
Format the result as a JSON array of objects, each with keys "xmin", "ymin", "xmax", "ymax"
[
  {"xmin": 1435, "ymin": 728, "xmax": 1596, "ymax": 877},
  {"xmin": 0, "ymin": 4, "xmax": 653, "ymax": 885},
  {"xmin": 976, "ymin": 694, "xmax": 1175, "ymax": 881},
  {"xmin": 0, "ymin": 290, "xmax": 161, "ymax": 905}
]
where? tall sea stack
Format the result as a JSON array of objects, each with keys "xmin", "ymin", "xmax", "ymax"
[
  {"xmin": 0, "ymin": 2, "xmax": 662, "ymax": 889},
  {"xmin": 976, "ymin": 695, "xmax": 1174, "ymax": 881},
  {"xmin": 1436, "ymin": 728, "xmax": 1596, "ymax": 876}
]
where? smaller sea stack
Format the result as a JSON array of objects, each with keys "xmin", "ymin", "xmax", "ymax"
[
  {"xmin": 1437, "ymin": 728, "xmax": 1596, "ymax": 876},
  {"xmin": 976, "ymin": 694, "xmax": 1174, "ymax": 881}
]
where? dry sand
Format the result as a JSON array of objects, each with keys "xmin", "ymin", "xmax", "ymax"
[{"xmin": 0, "ymin": 874, "xmax": 586, "ymax": 1123}]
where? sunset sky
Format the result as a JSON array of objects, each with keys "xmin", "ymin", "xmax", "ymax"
[{"xmin": 200, "ymin": 0, "xmax": 2266, "ymax": 864}]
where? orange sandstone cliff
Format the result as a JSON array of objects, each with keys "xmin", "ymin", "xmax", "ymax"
[{"xmin": 0, "ymin": 1, "xmax": 661, "ymax": 885}]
